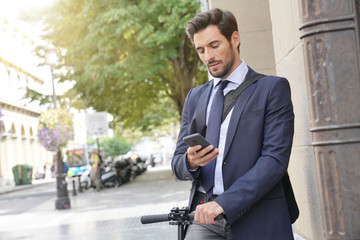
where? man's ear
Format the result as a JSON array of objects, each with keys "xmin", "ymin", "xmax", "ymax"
[{"xmin": 231, "ymin": 31, "xmax": 241, "ymax": 49}]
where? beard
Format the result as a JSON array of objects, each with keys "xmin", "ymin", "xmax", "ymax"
[{"xmin": 208, "ymin": 47, "xmax": 236, "ymax": 78}]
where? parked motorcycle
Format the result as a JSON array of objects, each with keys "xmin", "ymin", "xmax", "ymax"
[
  {"xmin": 127, "ymin": 155, "xmax": 147, "ymax": 179},
  {"xmin": 80, "ymin": 161, "xmax": 122, "ymax": 189},
  {"xmin": 100, "ymin": 162, "xmax": 122, "ymax": 188},
  {"xmin": 115, "ymin": 159, "xmax": 132, "ymax": 184}
]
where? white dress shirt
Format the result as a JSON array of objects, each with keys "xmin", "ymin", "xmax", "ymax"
[{"xmin": 204, "ymin": 60, "xmax": 249, "ymax": 195}]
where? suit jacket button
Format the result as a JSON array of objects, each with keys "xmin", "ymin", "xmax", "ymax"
[{"xmin": 223, "ymin": 162, "xmax": 226, "ymax": 165}]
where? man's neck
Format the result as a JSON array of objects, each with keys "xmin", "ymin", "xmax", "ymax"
[{"xmin": 225, "ymin": 58, "xmax": 242, "ymax": 79}]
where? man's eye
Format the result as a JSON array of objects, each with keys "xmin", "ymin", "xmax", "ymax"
[{"xmin": 212, "ymin": 45, "xmax": 219, "ymax": 49}]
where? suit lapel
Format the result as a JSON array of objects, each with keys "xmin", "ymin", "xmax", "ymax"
[
  {"xmin": 223, "ymin": 68, "xmax": 258, "ymax": 159},
  {"xmin": 195, "ymin": 81, "xmax": 213, "ymax": 135}
]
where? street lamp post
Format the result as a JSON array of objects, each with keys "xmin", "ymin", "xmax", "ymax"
[
  {"xmin": 45, "ymin": 50, "xmax": 71, "ymax": 210},
  {"xmin": 49, "ymin": 65, "xmax": 57, "ymax": 109},
  {"xmin": 55, "ymin": 149, "xmax": 70, "ymax": 210}
]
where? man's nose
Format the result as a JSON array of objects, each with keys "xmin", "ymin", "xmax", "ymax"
[{"xmin": 204, "ymin": 48, "xmax": 215, "ymax": 62}]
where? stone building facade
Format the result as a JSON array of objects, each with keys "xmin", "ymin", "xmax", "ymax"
[{"xmin": 0, "ymin": 17, "xmax": 54, "ymax": 186}]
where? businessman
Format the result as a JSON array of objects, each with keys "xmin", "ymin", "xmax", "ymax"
[{"xmin": 172, "ymin": 8, "xmax": 298, "ymax": 240}]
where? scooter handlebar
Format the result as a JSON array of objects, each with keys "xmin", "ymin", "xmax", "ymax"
[
  {"xmin": 141, "ymin": 214, "xmax": 170, "ymax": 224},
  {"xmin": 140, "ymin": 211, "xmax": 222, "ymax": 225},
  {"xmin": 141, "ymin": 211, "xmax": 196, "ymax": 224}
]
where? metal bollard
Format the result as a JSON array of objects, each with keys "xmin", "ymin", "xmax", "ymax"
[
  {"xmin": 78, "ymin": 177, "xmax": 83, "ymax": 193},
  {"xmin": 72, "ymin": 179, "xmax": 77, "ymax": 196}
]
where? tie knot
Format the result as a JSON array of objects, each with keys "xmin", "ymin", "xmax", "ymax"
[{"xmin": 218, "ymin": 80, "xmax": 229, "ymax": 91}]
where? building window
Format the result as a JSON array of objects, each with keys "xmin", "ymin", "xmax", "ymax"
[
  {"xmin": 21, "ymin": 125, "xmax": 26, "ymax": 140},
  {"xmin": 10, "ymin": 123, "xmax": 17, "ymax": 139},
  {"xmin": 29, "ymin": 127, "xmax": 34, "ymax": 143}
]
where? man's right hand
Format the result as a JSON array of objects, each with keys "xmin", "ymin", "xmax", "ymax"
[{"xmin": 187, "ymin": 145, "xmax": 219, "ymax": 170}]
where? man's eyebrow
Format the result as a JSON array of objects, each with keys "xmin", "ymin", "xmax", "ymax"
[
  {"xmin": 208, "ymin": 40, "xmax": 220, "ymax": 45},
  {"xmin": 195, "ymin": 40, "xmax": 220, "ymax": 51}
]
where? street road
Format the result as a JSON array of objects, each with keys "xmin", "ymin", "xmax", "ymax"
[
  {"xmin": 0, "ymin": 182, "xmax": 56, "ymax": 215},
  {"xmin": 0, "ymin": 165, "xmax": 191, "ymax": 240}
]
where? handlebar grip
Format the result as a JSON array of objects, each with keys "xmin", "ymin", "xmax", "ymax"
[
  {"xmin": 188, "ymin": 212, "xmax": 223, "ymax": 221},
  {"xmin": 141, "ymin": 214, "xmax": 170, "ymax": 224}
]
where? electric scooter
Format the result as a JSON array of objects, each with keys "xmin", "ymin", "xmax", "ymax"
[
  {"xmin": 141, "ymin": 207, "xmax": 194, "ymax": 240},
  {"xmin": 141, "ymin": 207, "xmax": 224, "ymax": 240}
]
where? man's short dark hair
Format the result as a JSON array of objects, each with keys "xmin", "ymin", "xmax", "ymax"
[{"xmin": 186, "ymin": 8, "xmax": 238, "ymax": 48}]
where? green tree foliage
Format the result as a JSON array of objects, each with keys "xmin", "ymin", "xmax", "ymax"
[
  {"xmin": 40, "ymin": 0, "xmax": 207, "ymax": 131},
  {"xmin": 24, "ymin": 87, "xmax": 54, "ymax": 106},
  {"xmin": 88, "ymin": 136, "xmax": 132, "ymax": 157}
]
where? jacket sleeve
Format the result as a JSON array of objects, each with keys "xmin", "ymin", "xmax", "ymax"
[
  {"xmin": 215, "ymin": 77, "xmax": 295, "ymax": 224},
  {"xmin": 171, "ymin": 89, "xmax": 201, "ymax": 181}
]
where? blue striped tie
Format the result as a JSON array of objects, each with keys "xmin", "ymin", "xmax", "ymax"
[{"xmin": 201, "ymin": 80, "xmax": 229, "ymax": 196}]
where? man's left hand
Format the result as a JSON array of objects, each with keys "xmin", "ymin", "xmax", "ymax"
[{"xmin": 194, "ymin": 201, "xmax": 224, "ymax": 224}]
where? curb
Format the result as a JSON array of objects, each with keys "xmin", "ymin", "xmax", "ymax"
[{"xmin": 0, "ymin": 179, "xmax": 55, "ymax": 196}]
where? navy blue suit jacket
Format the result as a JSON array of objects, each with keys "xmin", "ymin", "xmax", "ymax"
[{"xmin": 172, "ymin": 67, "xmax": 296, "ymax": 239}]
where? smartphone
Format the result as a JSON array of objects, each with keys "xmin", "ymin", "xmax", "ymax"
[{"xmin": 183, "ymin": 133, "xmax": 212, "ymax": 152}]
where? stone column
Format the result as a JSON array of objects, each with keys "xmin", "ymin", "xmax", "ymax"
[{"xmin": 299, "ymin": 0, "xmax": 360, "ymax": 239}]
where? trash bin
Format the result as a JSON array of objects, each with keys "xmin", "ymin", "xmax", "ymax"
[{"xmin": 12, "ymin": 164, "xmax": 32, "ymax": 185}]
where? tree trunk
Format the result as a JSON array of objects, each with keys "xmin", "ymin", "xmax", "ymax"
[{"xmin": 170, "ymin": 36, "xmax": 202, "ymax": 118}]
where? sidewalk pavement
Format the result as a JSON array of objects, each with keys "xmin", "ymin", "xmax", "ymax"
[
  {"xmin": 0, "ymin": 177, "xmax": 55, "ymax": 195},
  {"xmin": 0, "ymin": 164, "xmax": 191, "ymax": 240}
]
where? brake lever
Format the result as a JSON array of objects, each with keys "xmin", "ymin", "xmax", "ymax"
[{"xmin": 215, "ymin": 213, "xmax": 224, "ymax": 221}]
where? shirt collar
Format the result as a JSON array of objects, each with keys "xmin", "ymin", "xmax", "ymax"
[{"xmin": 213, "ymin": 59, "xmax": 249, "ymax": 87}]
